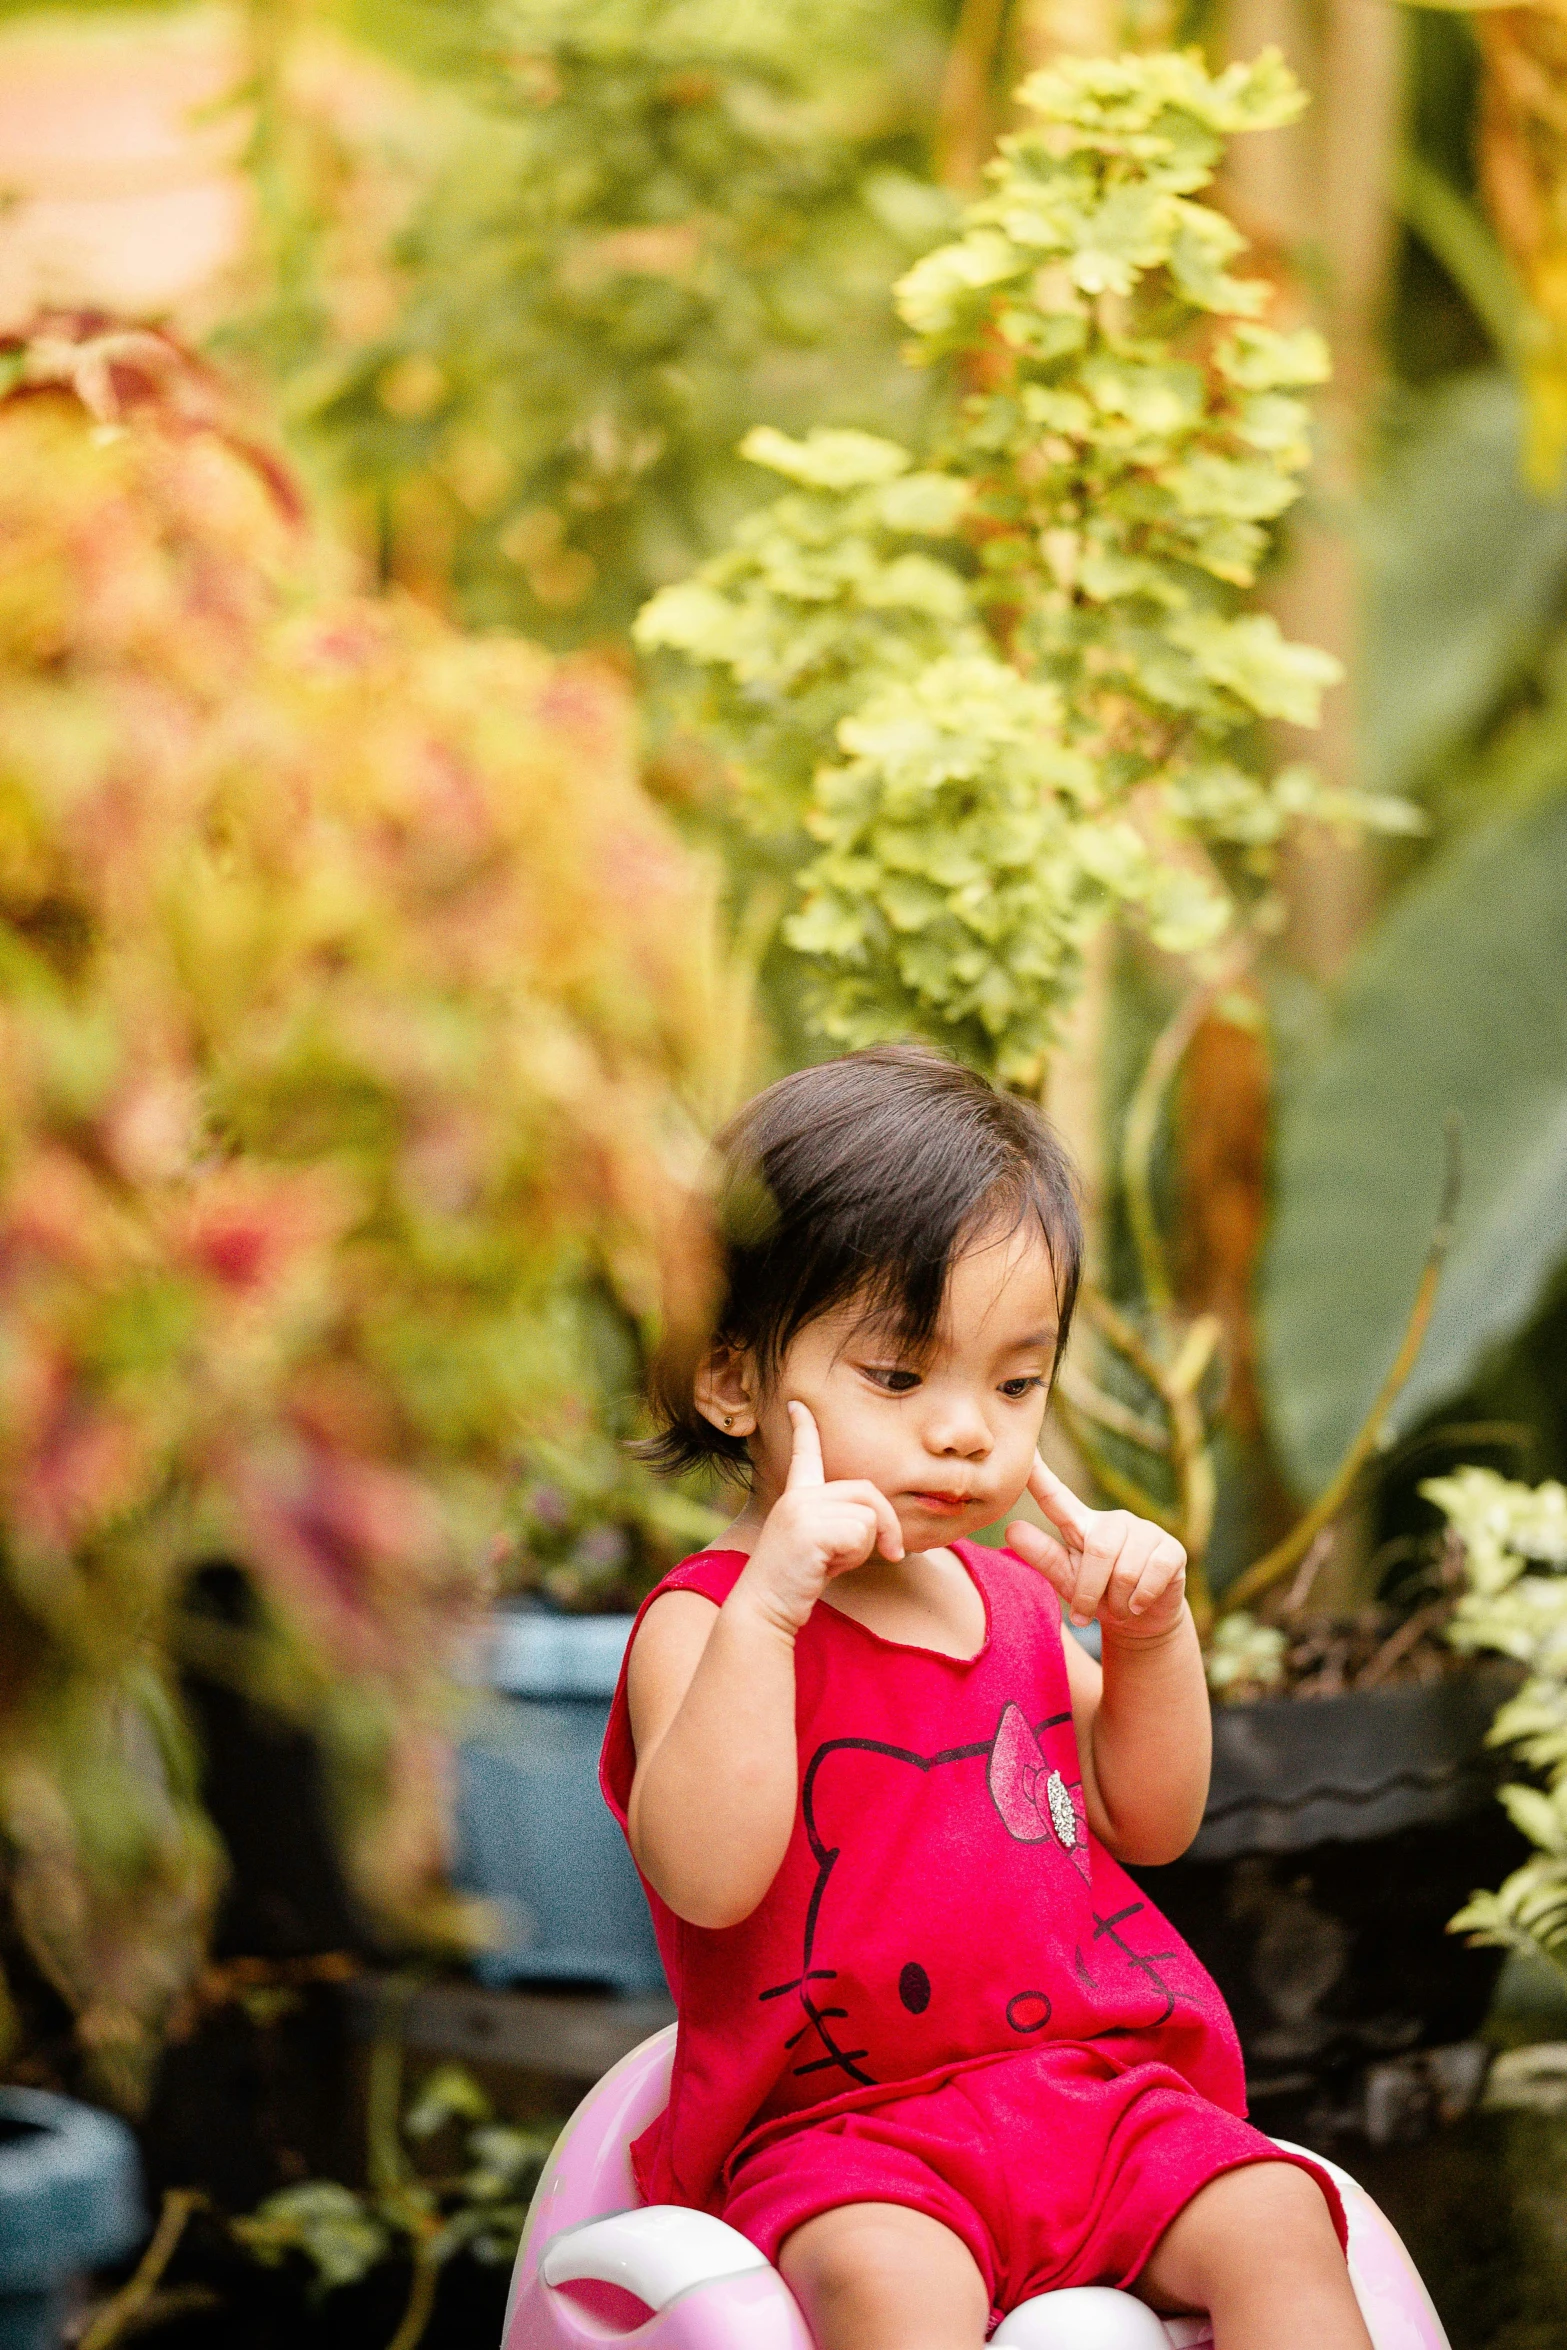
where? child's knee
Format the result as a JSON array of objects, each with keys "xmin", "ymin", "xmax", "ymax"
[
  {"xmin": 780, "ymin": 2201, "xmax": 987, "ymax": 2324},
  {"xmin": 783, "ymin": 2204, "xmax": 920, "ymax": 2307},
  {"xmin": 1178, "ymin": 2160, "xmax": 1342, "ymax": 2272}
]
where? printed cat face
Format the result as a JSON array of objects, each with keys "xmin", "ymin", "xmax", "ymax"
[{"xmin": 757, "ymin": 1700, "xmax": 1183, "ymax": 2095}]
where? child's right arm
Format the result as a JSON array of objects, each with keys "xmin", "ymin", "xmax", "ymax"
[{"xmin": 624, "ymin": 1403, "xmax": 903, "ymax": 1930}]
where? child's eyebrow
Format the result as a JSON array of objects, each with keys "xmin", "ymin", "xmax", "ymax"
[{"xmin": 845, "ymin": 1326, "xmax": 919, "ymax": 1357}]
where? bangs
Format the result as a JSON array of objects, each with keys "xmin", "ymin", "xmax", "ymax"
[{"xmin": 741, "ymin": 1161, "xmax": 1072, "ymax": 1381}]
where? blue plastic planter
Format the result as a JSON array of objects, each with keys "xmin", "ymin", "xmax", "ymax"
[
  {"xmin": 454, "ymin": 1611, "xmax": 665, "ymax": 1994},
  {"xmin": 0, "ymin": 2088, "xmax": 144, "ymax": 2350}
]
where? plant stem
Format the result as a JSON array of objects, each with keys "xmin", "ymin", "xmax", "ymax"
[
  {"xmin": 1073, "ymin": 1288, "xmax": 1221, "ymax": 1628},
  {"xmin": 1056, "ymin": 1390, "xmax": 1180, "ymax": 1532},
  {"xmin": 367, "ymin": 1978, "xmax": 418, "ymax": 2199},
  {"xmin": 79, "ymin": 2190, "xmax": 205, "ymax": 2350},
  {"xmin": 1223, "ymin": 1119, "xmax": 1461, "ymax": 1615},
  {"xmin": 1121, "ymin": 946, "xmax": 1259, "ymax": 1316},
  {"xmin": 1357, "ymin": 1595, "xmax": 1455, "ymax": 1691},
  {"xmin": 385, "ymin": 2250, "xmax": 443, "ymax": 2350},
  {"xmin": 936, "ymin": 0, "xmax": 1013, "ymax": 189},
  {"xmin": 1056, "ymin": 1363, "xmax": 1171, "ymax": 1455}
]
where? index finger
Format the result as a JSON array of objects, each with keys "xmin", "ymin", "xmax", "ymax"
[
  {"xmin": 785, "ymin": 1401, "xmax": 825, "ymax": 1489},
  {"xmin": 1027, "ymin": 1453, "xmax": 1092, "ymax": 1549}
]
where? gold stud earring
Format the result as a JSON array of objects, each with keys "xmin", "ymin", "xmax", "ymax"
[{"xmin": 723, "ymin": 1413, "xmax": 734, "ymax": 1429}]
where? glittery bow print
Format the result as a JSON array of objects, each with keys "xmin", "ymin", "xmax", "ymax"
[{"xmin": 987, "ymin": 1700, "xmax": 1091, "ymax": 1880}]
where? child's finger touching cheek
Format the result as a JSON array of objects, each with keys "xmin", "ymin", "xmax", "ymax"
[
  {"xmin": 1004, "ymin": 1514, "xmax": 1076, "ymax": 1598},
  {"xmin": 1026, "ymin": 1453, "xmax": 1093, "ymax": 1550}
]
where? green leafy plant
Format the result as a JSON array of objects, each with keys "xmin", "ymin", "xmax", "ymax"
[
  {"xmin": 234, "ymin": 0, "xmax": 952, "ymax": 641},
  {"xmin": 235, "ymin": 2059, "xmax": 552, "ymax": 2324},
  {"xmin": 0, "ymin": 319, "xmax": 717, "ymax": 2100},
  {"xmin": 1202, "ymin": 1607, "xmax": 1287, "ymax": 1700},
  {"xmin": 639, "ymin": 49, "xmax": 1418, "ymax": 1089},
  {"xmin": 512, "ymin": 1426, "xmax": 718, "ymax": 1610},
  {"xmin": 1426, "ymin": 1466, "xmax": 1567, "ymax": 1977},
  {"xmin": 84, "ymin": 2053, "xmax": 552, "ymax": 2350}
]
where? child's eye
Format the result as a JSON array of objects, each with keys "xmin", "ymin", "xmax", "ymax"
[
  {"xmin": 999, "ymin": 1376, "xmax": 1045, "ymax": 1400},
  {"xmin": 861, "ymin": 1365, "xmax": 921, "ymax": 1393}
]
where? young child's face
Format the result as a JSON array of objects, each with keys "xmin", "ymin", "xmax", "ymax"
[{"xmin": 742, "ymin": 1219, "xmax": 1061, "ymax": 1552}]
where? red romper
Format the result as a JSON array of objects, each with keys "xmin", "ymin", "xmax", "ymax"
[{"xmin": 600, "ymin": 1541, "xmax": 1341, "ymax": 2326}]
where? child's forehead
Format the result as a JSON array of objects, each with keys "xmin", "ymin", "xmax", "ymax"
[{"xmin": 833, "ymin": 1221, "xmax": 1062, "ymax": 1357}]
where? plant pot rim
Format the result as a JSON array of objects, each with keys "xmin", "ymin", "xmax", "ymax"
[
  {"xmin": 1189, "ymin": 1657, "xmax": 1521, "ymax": 1862},
  {"xmin": 0, "ymin": 2088, "xmax": 143, "ymax": 2292},
  {"xmin": 476, "ymin": 1606, "xmax": 637, "ymax": 1701}
]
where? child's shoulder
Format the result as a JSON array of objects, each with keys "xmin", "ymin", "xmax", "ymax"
[{"xmin": 641, "ymin": 1545, "xmax": 750, "ymax": 1615}]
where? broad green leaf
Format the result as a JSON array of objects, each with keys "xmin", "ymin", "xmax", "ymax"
[
  {"xmin": 1083, "ymin": 358, "xmax": 1205, "ymax": 435},
  {"xmin": 1165, "ymin": 453, "xmax": 1300, "ymax": 523},
  {"xmin": 894, "ymin": 230, "xmax": 1024, "ymax": 335},
  {"xmin": 1262, "ymin": 785, "xmax": 1567, "ymax": 1495},
  {"xmin": 1361, "ymin": 373, "xmax": 1567, "ymax": 797},
  {"xmin": 874, "ymin": 474, "xmax": 971, "ymax": 535}
]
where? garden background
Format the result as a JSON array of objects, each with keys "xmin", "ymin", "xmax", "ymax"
[{"xmin": 4, "ymin": 1, "xmax": 1567, "ymax": 2346}]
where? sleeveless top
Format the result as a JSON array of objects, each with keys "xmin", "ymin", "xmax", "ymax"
[{"xmin": 600, "ymin": 1541, "xmax": 1245, "ymax": 2214}]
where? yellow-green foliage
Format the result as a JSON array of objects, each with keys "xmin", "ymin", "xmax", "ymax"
[
  {"xmin": 244, "ymin": 0, "xmax": 950, "ymax": 641},
  {"xmin": 0, "ymin": 324, "xmax": 715, "ymax": 2097},
  {"xmin": 1428, "ymin": 1465, "xmax": 1567, "ymax": 1979},
  {"xmin": 640, "ymin": 51, "xmax": 1419, "ymax": 1086}
]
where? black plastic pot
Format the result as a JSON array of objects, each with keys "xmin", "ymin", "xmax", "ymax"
[
  {"xmin": 1132, "ymin": 1663, "xmax": 1527, "ymax": 2138},
  {"xmin": 0, "ymin": 2088, "xmax": 143, "ymax": 2350}
]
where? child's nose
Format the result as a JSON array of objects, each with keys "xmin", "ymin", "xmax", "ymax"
[{"xmin": 924, "ymin": 1395, "xmax": 992, "ymax": 1457}]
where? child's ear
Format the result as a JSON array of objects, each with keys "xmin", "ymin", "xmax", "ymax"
[{"xmin": 694, "ymin": 1345, "xmax": 759, "ymax": 1439}]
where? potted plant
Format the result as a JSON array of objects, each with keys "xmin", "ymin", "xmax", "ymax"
[
  {"xmin": 453, "ymin": 1440, "xmax": 716, "ymax": 1993},
  {"xmin": 1085, "ymin": 1051, "xmax": 1525, "ymax": 2139},
  {"xmin": 0, "ymin": 318, "xmax": 718, "ymax": 2109}
]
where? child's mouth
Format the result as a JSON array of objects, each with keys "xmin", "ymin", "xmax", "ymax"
[{"xmin": 910, "ymin": 1491, "xmax": 974, "ymax": 1513}]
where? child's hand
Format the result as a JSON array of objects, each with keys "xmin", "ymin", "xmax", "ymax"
[
  {"xmin": 1006, "ymin": 1455, "xmax": 1187, "ymax": 1641},
  {"xmin": 741, "ymin": 1401, "xmax": 904, "ymax": 1638}
]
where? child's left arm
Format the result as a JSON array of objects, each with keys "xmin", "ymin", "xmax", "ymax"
[{"xmin": 1006, "ymin": 1456, "xmax": 1209, "ymax": 1867}]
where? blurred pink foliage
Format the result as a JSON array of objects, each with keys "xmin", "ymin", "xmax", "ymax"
[{"xmin": 0, "ymin": 317, "xmax": 717, "ymax": 2099}]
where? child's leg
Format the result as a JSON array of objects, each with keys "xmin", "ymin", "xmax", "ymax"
[
  {"xmin": 778, "ymin": 2201, "xmax": 992, "ymax": 2350},
  {"xmin": 1135, "ymin": 2162, "xmax": 1374, "ymax": 2350}
]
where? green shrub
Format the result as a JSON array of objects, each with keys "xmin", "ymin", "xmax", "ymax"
[{"xmin": 640, "ymin": 50, "xmax": 1418, "ymax": 1085}]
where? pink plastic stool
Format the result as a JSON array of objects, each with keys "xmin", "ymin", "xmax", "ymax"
[{"xmin": 502, "ymin": 2027, "xmax": 1450, "ymax": 2349}]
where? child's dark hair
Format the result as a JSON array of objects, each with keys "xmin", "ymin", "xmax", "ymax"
[{"xmin": 645, "ymin": 1045, "xmax": 1082, "ymax": 1478}]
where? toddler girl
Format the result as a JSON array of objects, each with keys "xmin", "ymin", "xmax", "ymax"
[{"xmin": 601, "ymin": 1047, "xmax": 1369, "ymax": 2350}]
